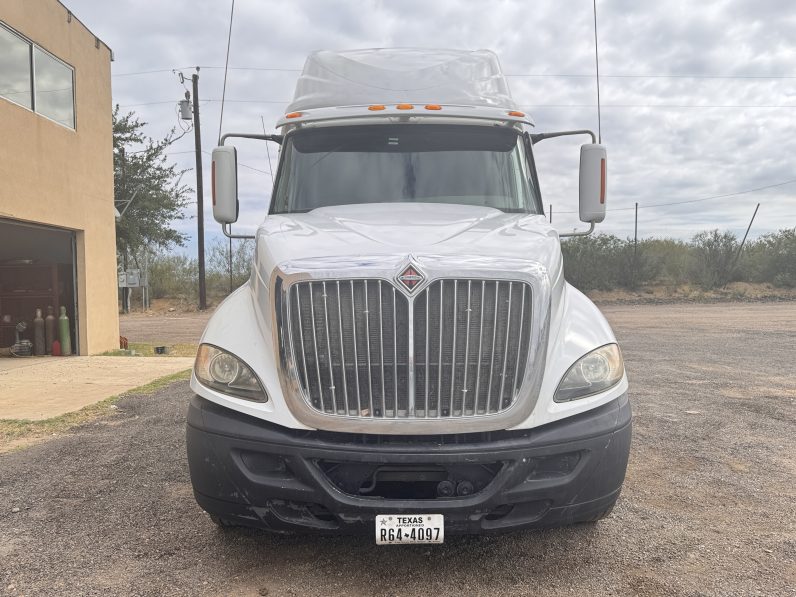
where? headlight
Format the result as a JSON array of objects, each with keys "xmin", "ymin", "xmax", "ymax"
[
  {"xmin": 554, "ymin": 344, "xmax": 624, "ymax": 402},
  {"xmin": 194, "ymin": 344, "xmax": 268, "ymax": 402}
]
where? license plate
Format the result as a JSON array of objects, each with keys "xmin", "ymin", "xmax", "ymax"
[{"xmin": 375, "ymin": 514, "xmax": 444, "ymax": 545}]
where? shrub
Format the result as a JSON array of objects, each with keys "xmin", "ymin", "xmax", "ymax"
[
  {"xmin": 615, "ymin": 239, "xmax": 660, "ymax": 290},
  {"xmin": 645, "ymin": 238, "xmax": 691, "ymax": 287},
  {"xmin": 560, "ymin": 234, "xmax": 624, "ymax": 291},
  {"xmin": 206, "ymin": 238, "xmax": 255, "ymax": 296},
  {"xmin": 742, "ymin": 229, "xmax": 796, "ymax": 287},
  {"xmin": 146, "ymin": 252, "xmax": 198, "ymax": 299},
  {"xmin": 689, "ymin": 230, "xmax": 739, "ymax": 289}
]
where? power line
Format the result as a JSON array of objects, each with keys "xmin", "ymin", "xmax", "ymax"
[
  {"xmin": 112, "ymin": 65, "xmax": 796, "ymax": 80},
  {"xmin": 163, "ymin": 149, "xmax": 270, "ymax": 175},
  {"xmin": 113, "ymin": 67, "xmax": 195, "ymax": 77},
  {"xmin": 557, "ymin": 177, "xmax": 796, "ymax": 214},
  {"xmin": 116, "ymin": 99, "xmax": 286, "ymax": 107},
  {"xmin": 523, "ymin": 104, "xmax": 796, "ymax": 109},
  {"xmin": 118, "ymin": 99, "xmax": 796, "ymax": 109},
  {"xmin": 506, "ymin": 73, "xmax": 796, "ymax": 80}
]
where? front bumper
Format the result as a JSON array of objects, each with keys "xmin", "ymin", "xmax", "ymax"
[{"xmin": 186, "ymin": 393, "xmax": 632, "ymax": 534}]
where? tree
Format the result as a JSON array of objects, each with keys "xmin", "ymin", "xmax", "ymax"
[{"xmin": 114, "ymin": 106, "xmax": 191, "ymax": 265}]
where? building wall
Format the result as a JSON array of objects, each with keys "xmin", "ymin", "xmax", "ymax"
[{"xmin": 0, "ymin": 0, "xmax": 118, "ymax": 354}]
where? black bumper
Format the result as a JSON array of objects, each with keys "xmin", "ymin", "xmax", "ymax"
[{"xmin": 186, "ymin": 394, "xmax": 631, "ymax": 534}]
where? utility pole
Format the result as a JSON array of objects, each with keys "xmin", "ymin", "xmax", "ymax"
[
  {"xmin": 192, "ymin": 72, "xmax": 207, "ymax": 310},
  {"xmin": 549, "ymin": 203, "xmax": 553, "ymax": 224},
  {"xmin": 634, "ymin": 202, "xmax": 638, "ymax": 252},
  {"xmin": 733, "ymin": 203, "xmax": 760, "ymax": 268}
]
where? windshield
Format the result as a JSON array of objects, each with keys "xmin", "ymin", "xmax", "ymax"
[{"xmin": 271, "ymin": 124, "xmax": 540, "ymax": 214}]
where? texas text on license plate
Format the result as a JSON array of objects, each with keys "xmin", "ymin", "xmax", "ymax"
[{"xmin": 375, "ymin": 514, "xmax": 444, "ymax": 545}]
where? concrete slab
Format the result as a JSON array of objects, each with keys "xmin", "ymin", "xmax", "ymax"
[{"xmin": 0, "ymin": 356, "xmax": 193, "ymax": 420}]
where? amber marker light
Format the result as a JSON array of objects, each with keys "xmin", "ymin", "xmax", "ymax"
[
  {"xmin": 507, "ymin": 110, "xmax": 525, "ymax": 117},
  {"xmin": 368, "ymin": 105, "xmax": 386, "ymax": 111},
  {"xmin": 285, "ymin": 112, "xmax": 303, "ymax": 118},
  {"xmin": 395, "ymin": 103, "xmax": 414, "ymax": 110},
  {"xmin": 424, "ymin": 104, "xmax": 442, "ymax": 110}
]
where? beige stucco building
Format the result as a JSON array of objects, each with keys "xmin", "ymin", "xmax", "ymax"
[{"xmin": 0, "ymin": 0, "xmax": 118, "ymax": 355}]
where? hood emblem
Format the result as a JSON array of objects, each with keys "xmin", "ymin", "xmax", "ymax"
[{"xmin": 396, "ymin": 264, "xmax": 424, "ymax": 292}]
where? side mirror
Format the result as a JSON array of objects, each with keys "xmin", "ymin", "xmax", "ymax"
[
  {"xmin": 212, "ymin": 146, "xmax": 239, "ymax": 224},
  {"xmin": 578, "ymin": 144, "xmax": 607, "ymax": 223}
]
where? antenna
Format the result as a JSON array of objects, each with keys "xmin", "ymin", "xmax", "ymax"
[
  {"xmin": 218, "ymin": 0, "xmax": 236, "ymax": 144},
  {"xmin": 593, "ymin": 0, "xmax": 602, "ymax": 143}
]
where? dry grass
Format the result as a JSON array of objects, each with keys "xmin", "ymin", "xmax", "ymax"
[
  {"xmin": 588, "ymin": 281, "xmax": 796, "ymax": 304},
  {"xmin": 100, "ymin": 342, "xmax": 198, "ymax": 358}
]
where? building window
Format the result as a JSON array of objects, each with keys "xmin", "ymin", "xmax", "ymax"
[
  {"xmin": 0, "ymin": 23, "xmax": 32, "ymax": 109},
  {"xmin": 0, "ymin": 22, "xmax": 75, "ymax": 129},
  {"xmin": 34, "ymin": 47, "xmax": 75, "ymax": 128}
]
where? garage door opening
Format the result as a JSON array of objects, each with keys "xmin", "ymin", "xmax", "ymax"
[{"xmin": 0, "ymin": 219, "xmax": 78, "ymax": 355}]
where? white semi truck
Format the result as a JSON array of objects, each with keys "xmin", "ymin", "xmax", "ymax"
[{"xmin": 187, "ymin": 49, "xmax": 631, "ymax": 543}]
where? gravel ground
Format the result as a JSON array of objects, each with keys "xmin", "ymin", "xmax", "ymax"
[
  {"xmin": 2, "ymin": 302, "xmax": 795, "ymax": 596},
  {"xmin": 119, "ymin": 311, "xmax": 212, "ymax": 344}
]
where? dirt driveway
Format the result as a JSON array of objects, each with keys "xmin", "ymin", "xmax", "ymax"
[{"xmin": 2, "ymin": 302, "xmax": 794, "ymax": 596}]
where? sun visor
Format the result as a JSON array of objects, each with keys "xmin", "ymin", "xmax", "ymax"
[{"xmin": 286, "ymin": 48, "xmax": 518, "ymax": 113}]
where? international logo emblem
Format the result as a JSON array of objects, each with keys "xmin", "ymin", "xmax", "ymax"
[{"xmin": 396, "ymin": 264, "xmax": 424, "ymax": 292}]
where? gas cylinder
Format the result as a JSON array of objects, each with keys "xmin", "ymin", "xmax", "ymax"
[
  {"xmin": 33, "ymin": 308, "xmax": 45, "ymax": 355},
  {"xmin": 58, "ymin": 306, "xmax": 72, "ymax": 355},
  {"xmin": 45, "ymin": 306, "xmax": 56, "ymax": 354}
]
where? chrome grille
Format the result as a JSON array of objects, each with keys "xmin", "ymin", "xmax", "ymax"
[
  {"xmin": 284, "ymin": 278, "xmax": 532, "ymax": 420},
  {"xmin": 288, "ymin": 280, "xmax": 410, "ymax": 417},
  {"xmin": 414, "ymin": 280, "xmax": 531, "ymax": 417}
]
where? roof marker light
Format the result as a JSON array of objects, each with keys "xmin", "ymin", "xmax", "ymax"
[
  {"xmin": 396, "ymin": 104, "xmax": 414, "ymax": 110},
  {"xmin": 368, "ymin": 105, "xmax": 386, "ymax": 111},
  {"xmin": 285, "ymin": 112, "xmax": 303, "ymax": 118},
  {"xmin": 424, "ymin": 104, "xmax": 442, "ymax": 110},
  {"xmin": 507, "ymin": 110, "xmax": 525, "ymax": 117}
]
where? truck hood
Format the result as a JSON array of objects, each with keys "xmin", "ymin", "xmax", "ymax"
[{"xmin": 256, "ymin": 203, "xmax": 563, "ymax": 281}]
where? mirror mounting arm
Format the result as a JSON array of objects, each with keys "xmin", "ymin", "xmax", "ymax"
[
  {"xmin": 217, "ymin": 133, "xmax": 283, "ymax": 239},
  {"xmin": 559, "ymin": 222, "xmax": 595, "ymax": 238},
  {"xmin": 531, "ymin": 129, "xmax": 596, "ymax": 144},
  {"xmin": 222, "ymin": 223, "xmax": 255, "ymax": 240},
  {"xmin": 219, "ymin": 132, "xmax": 283, "ymax": 146}
]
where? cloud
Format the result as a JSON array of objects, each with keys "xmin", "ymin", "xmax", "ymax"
[{"xmin": 64, "ymin": 0, "xmax": 796, "ymax": 251}]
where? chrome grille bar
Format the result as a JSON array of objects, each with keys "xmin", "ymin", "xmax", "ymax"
[
  {"xmin": 321, "ymin": 282, "xmax": 337, "ymax": 412},
  {"xmin": 449, "ymin": 280, "xmax": 457, "ymax": 417},
  {"xmin": 335, "ymin": 281, "xmax": 349, "ymax": 412},
  {"xmin": 486, "ymin": 281, "xmax": 499, "ymax": 413},
  {"xmin": 378, "ymin": 280, "xmax": 386, "ymax": 417},
  {"xmin": 462, "ymin": 280, "xmax": 472, "ymax": 415},
  {"xmin": 474, "ymin": 280, "xmax": 485, "ymax": 413},
  {"xmin": 512, "ymin": 284, "xmax": 527, "ymax": 399},
  {"xmin": 349, "ymin": 280, "xmax": 361, "ymax": 415},
  {"xmin": 393, "ymin": 286, "xmax": 398, "ymax": 417},
  {"xmin": 307, "ymin": 283, "xmax": 325, "ymax": 411},
  {"xmin": 363, "ymin": 280, "xmax": 374, "ymax": 416}
]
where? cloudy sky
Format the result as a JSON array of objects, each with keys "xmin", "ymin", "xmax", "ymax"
[{"xmin": 66, "ymin": 0, "xmax": 796, "ymax": 250}]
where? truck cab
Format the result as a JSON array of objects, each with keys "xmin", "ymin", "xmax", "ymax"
[{"xmin": 186, "ymin": 49, "xmax": 631, "ymax": 542}]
